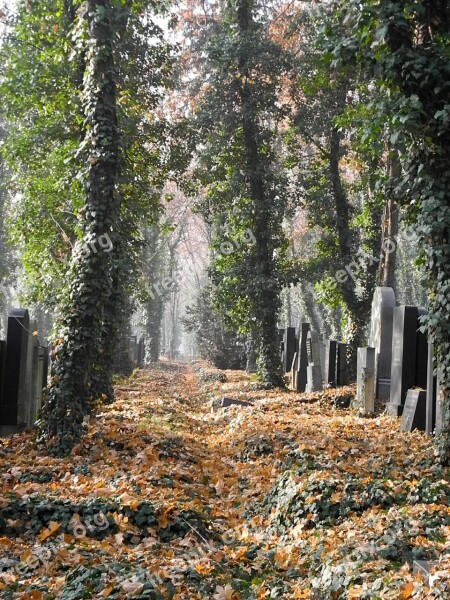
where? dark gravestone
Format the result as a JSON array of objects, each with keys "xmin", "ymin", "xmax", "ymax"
[
  {"xmin": 415, "ymin": 308, "xmax": 428, "ymax": 389},
  {"xmin": 283, "ymin": 327, "xmax": 296, "ymax": 374},
  {"xmin": 426, "ymin": 341, "xmax": 437, "ymax": 435},
  {"xmin": 295, "ymin": 323, "xmax": 310, "ymax": 392},
  {"xmin": 400, "ymin": 389, "xmax": 427, "ymax": 432},
  {"xmin": 387, "ymin": 306, "xmax": 418, "ymax": 417},
  {"xmin": 0, "ymin": 309, "xmax": 30, "ymax": 428},
  {"xmin": 0, "ymin": 340, "xmax": 5, "ymax": 413},
  {"xmin": 137, "ymin": 336, "xmax": 145, "ymax": 367},
  {"xmin": 325, "ymin": 340, "xmax": 337, "ymax": 387},
  {"xmin": 337, "ymin": 343, "xmax": 348, "ymax": 386}
]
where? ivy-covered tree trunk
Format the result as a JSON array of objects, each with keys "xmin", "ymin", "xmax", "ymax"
[
  {"xmin": 42, "ymin": 0, "xmax": 120, "ymax": 454},
  {"xmin": 237, "ymin": 0, "xmax": 284, "ymax": 387},
  {"xmin": 378, "ymin": 152, "xmax": 399, "ymax": 290},
  {"xmin": 329, "ymin": 127, "xmax": 376, "ymax": 377}
]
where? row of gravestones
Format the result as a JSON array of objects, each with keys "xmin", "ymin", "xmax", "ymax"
[
  {"xmin": 0, "ymin": 308, "xmax": 146, "ymax": 433},
  {"xmin": 0, "ymin": 309, "xmax": 49, "ymax": 434},
  {"xmin": 356, "ymin": 286, "xmax": 438, "ymax": 434},
  {"xmin": 279, "ymin": 324, "xmax": 349, "ymax": 392}
]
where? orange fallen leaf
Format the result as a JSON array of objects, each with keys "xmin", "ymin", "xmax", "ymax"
[
  {"xmin": 401, "ymin": 582, "xmax": 414, "ymax": 599},
  {"xmin": 38, "ymin": 521, "xmax": 60, "ymax": 541}
]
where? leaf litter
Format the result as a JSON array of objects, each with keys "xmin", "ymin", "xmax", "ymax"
[{"xmin": 0, "ymin": 361, "xmax": 449, "ymax": 598}]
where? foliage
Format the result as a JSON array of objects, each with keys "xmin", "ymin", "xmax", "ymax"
[
  {"xmin": 321, "ymin": 0, "xmax": 450, "ymax": 462},
  {"xmin": 183, "ymin": 286, "xmax": 246, "ymax": 370}
]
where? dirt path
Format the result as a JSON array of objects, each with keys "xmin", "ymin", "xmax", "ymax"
[{"xmin": 0, "ymin": 362, "xmax": 448, "ymax": 599}]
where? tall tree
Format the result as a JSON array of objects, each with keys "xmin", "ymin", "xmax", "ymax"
[
  {"xmin": 189, "ymin": 0, "xmax": 290, "ymax": 387},
  {"xmin": 42, "ymin": 0, "xmax": 121, "ymax": 453}
]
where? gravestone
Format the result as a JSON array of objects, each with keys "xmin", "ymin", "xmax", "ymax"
[
  {"xmin": 137, "ymin": 336, "xmax": 145, "ymax": 367},
  {"xmin": 0, "ymin": 309, "xmax": 30, "ymax": 429},
  {"xmin": 295, "ymin": 322, "xmax": 310, "ymax": 392},
  {"xmin": 356, "ymin": 347, "xmax": 375, "ymax": 414},
  {"xmin": 306, "ymin": 331, "xmax": 323, "ymax": 392},
  {"xmin": 387, "ymin": 306, "xmax": 418, "ymax": 416},
  {"xmin": 416, "ymin": 308, "xmax": 428, "ymax": 390},
  {"xmin": 42, "ymin": 346, "xmax": 49, "ymax": 391},
  {"xmin": 0, "ymin": 340, "xmax": 5, "ymax": 411},
  {"xmin": 337, "ymin": 343, "xmax": 348, "ymax": 386},
  {"xmin": 399, "ymin": 389, "xmax": 427, "ymax": 432},
  {"xmin": 26, "ymin": 326, "xmax": 41, "ymax": 426},
  {"xmin": 283, "ymin": 327, "xmax": 296, "ymax": 374},
  {"xmin": 290, "ymin": 352, "xmax": 298, "ymax": 390},
  {"xmin": 368, "ymin": 287, "xmax": 396, "ymax": 399},
  {"xmin": 426, "ymin": 341, "xmax": 437, "ymax": 435},
  {"xmin": 325, "ymin": 340, "xmax": 337, "ymax": 386}
]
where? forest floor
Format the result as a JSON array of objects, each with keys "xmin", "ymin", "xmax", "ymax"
[{"xmin": 0, "ymin": 361, "xmax": 449, "ymax": 599}]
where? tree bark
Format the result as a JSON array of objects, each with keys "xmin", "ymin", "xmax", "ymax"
[{"xmin": 42, "ymin": 0, "xmax": 120, "ymax": 454}]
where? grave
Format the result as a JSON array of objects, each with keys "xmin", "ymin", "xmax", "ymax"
[
  {"xmin": 290, "ymin": 351, "xmax": 298, "ymax": 390},
  {"xmin": 0, "ymin": 309, "xmax": 30, "ymax": 430},
  {"xmin": 387, "ymin": 306, "xmax": 418, "ymax": 416},
  {"xmin": 325, "ymin": 339, "xmax": 337, "ymax": 386},
  {"xmin": 283, "ymin": 327, "xmax": 296, "ymax": 374},
  {"xmin": 337, "ymin": 343, "xmax": 348, "ymax": 386},
  {"xmin": 416, "ymin": 308, "xmax": 428, "ymax": 389},
  {"xmin": 356, "ymin": 347, "xmax": 375, "ymax": 415},
  {"xmin": 295, "ymin": 322, "xmax": 310, "ymax": 392},
  {"xmin": 399, "ymin": 389, "xmax": 427, "ymax": 432},
  {"xmin": 306, "ymin": 331, "xmax": 323, "ymax": 392},
  {"xmin": 368, "ymin": 287, "xmax": 395, "ymax": 399}
]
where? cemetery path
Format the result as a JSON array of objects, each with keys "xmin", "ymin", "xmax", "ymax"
[{"xmin": 0, "ymin": 362, "xmax": 450, "ymax": 598}]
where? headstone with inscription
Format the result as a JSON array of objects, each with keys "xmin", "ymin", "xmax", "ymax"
[{"xmin": 368, "ymin": 287, "xmax": 396, "ymax": 399}]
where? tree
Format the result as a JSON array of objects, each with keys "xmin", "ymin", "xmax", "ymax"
[
  {"xmin": 0, "ymin": 0, "xmax": 172, "ymax": 453},
  {"xmin": 282, "ymin": 5, "xmax": 383, "ymax": 375},
  {"xmin": 188, "ymin": 0, "xmax": 291, "ymax": 387}
]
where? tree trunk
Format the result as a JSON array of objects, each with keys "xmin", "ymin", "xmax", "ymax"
[
  {"xmin": 42, "ymin": 0, "xmax": 120, "ymax": 454},
  {"xmin": 378, "ymin": 151, "xmax": 399, "ymax": 290},
  {"xmin": 237, "ymin": 0, "xmax": 283, "ymax": 387}
]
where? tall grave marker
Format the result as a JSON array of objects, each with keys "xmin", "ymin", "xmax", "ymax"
[
  {"xmin": 368, "ymin": 287, "xmax": 395, "ymax": 399},
  {"xmin": 387, "ymin": 306, "xmax": 418, "ymax": 416},
  {"xmin": 0, "ymin": 309, "xmax": 30, "ymax": 430}
]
